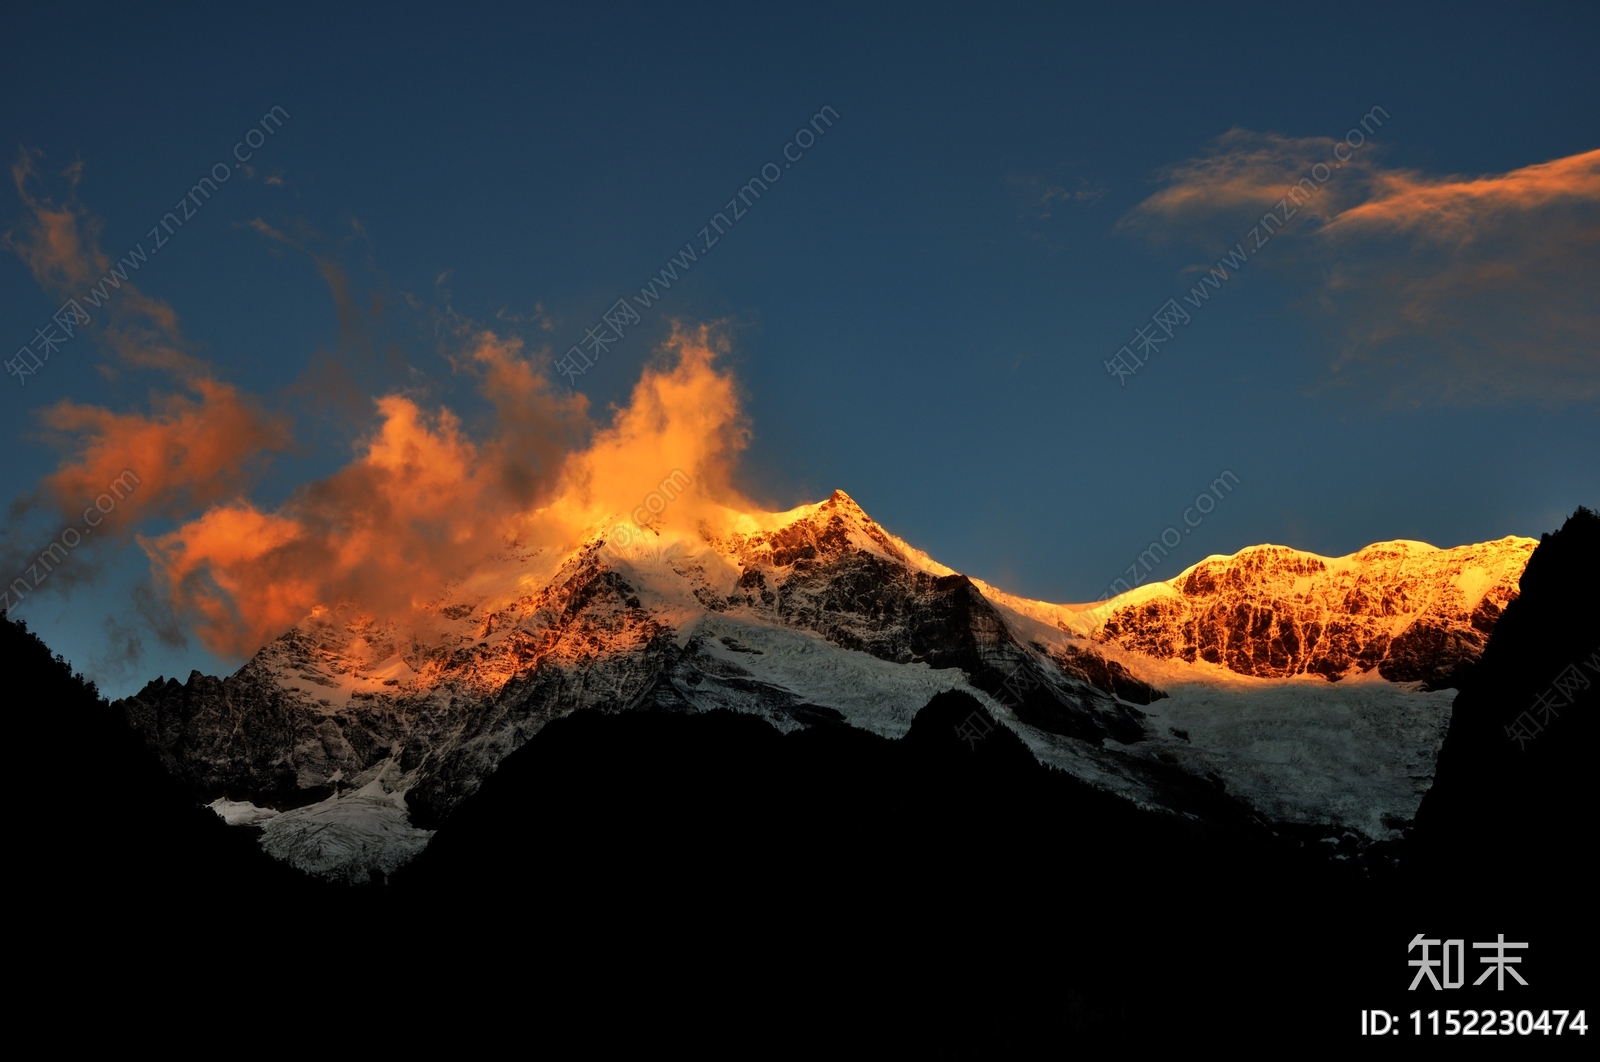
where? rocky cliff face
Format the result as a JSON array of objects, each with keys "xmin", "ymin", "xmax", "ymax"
[
  {"xmin": 706, "ymin": 493, "xmax": 1160, "ymax": 743},
  {"xmin": 1093, "ymin": 538, "xmax": 1533, "ymax": 688}
]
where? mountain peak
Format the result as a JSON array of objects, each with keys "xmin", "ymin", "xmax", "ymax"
[
  {"xmin": 711, "ymin": 489, "xmax": 967, "ymax": 582},
  {"xmin": 1095, "ymin": 534, "xmax": 1536, "ymax": 686},
  {"xmin": 823, "ymin": 488, "xmax": 862, "ymax": 510}
]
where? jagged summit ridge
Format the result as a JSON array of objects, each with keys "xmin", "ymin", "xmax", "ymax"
[{"xmin": 1091, "ymin": 537, "xmax": 1533, "ymax": 687}]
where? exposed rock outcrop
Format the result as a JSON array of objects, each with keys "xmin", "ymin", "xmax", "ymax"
[{"xmin": 1093, "ymin": 538, "xmax": 1533, "ymax": 688}]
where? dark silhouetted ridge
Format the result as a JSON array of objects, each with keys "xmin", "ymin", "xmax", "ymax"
[{"xmin": 1409, "ymin": 505, "xmax": 1599, "ymax": 889}]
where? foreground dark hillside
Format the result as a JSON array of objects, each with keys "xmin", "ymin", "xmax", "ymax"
[
  {"xmin": 388, "ymin": 691, "xmax": 1380, "ymax": 1048},
  {"xmin": 1409, "ymin": 505, "xmax": 1599, "ymax": 886},
  {"xmin": 4, "ymin": 617, "xmax": 331, "ymax": 905},
  {"xmin": 7, "ymin": 507, "xmax": 1594, "ymax": 1053}
]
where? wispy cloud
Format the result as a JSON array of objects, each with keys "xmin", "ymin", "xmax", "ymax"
[
  {"xmin": 1123, "ymin": 133, "xmax": 1600, "ymax": 404},
  {"xmin": 1119, "ymin": 130, "xmax": 1381, "ymax": 246},
  {"xmin": 7, "ymin": 151, "xmax": 210, "ymax": 377},
  {"xmin": 6, "ymin": 152, "xmax": 104, "ymax": 291}
]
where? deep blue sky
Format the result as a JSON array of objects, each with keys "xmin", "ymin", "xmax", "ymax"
[{"xmin": 4, "ymin": 1, "xmax": 1598, "ymax": 694}]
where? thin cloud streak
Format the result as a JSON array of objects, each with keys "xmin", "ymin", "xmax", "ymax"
[
  {"xmin": 1326, "ymin": 148, "xmax": 1600, "ymax": 241},
  {"xmin": 1123, "ymin": 135, "xmax": 1600, "ymax": 404}
]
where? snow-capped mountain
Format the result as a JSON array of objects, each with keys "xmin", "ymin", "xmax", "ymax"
[{"xmin": 119, "ymin": 491, "xmax": 1535, "ymax": 881}]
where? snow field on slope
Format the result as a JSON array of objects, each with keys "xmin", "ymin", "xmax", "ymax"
[
  {"xmin": 686, "ymin": 612, "xmax": 980, "ymax": 738},
  {"xmin": 1127, "ymin": 669, "xmax": 1455, "ymax": 839}
]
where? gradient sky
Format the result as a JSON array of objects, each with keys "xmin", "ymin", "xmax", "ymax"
[{"xmin": 3, "ymin": 1, "xmax": 1598, "ymax": 696}]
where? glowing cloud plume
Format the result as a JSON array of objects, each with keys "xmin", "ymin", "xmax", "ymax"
[{"xmin": 144, "ymin": 324, "xmax": 748, "ymax": 657}]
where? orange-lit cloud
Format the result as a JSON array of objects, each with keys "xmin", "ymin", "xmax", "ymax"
[
  {"xmin": 468, "ymin": 332, "xmax": 591, "ymax": 505},
  {"xmin": 34, "ymin": 378, "xmax": 293, "ymax": 530},
  {"xmin": 144, "ymin": 325, "xmax": 748, "ymax": 657},
  {"xmin": 1122, "ymin": 134, "xmax": 1600, "ymax": 404},
  {"xmin": 1325, "ymin": 148, "xmax": 1600, "ymax": 241},
  {"xmin": 555, "ymin": 322, "xmax": 749, "ymax": 528},
  {"xmin": 142, "ymin": 396, "xmax": 486, "ymax": 653}
]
